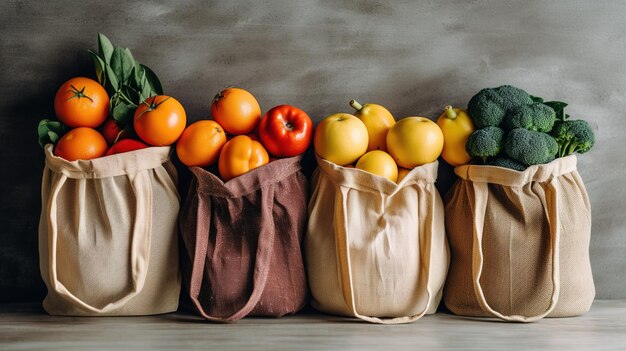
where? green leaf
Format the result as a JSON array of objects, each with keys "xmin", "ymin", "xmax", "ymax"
[
  {"xmin": 530, "ymin": 95, "xmax": 544, "ymax": 103},
  {"xmin": 141, "ymin": 64, "xmax": 163, "ymax": 95},
  {"xmin": 98, "ymin": 33, "xmax": 114, "ymax": 65},
  {"xmin": 110, "ymin": 47, "xmax": 134, "ymax": 84},
  {"xmin": 88, "ymin": 50, "xmax": 107, "ymax": 87},
  {"xmin": 544, "ymin": 101, "xmax": 568, "ymax": 121},
  {"xmin": 105, "ymin": 61, "xmax": 120, "ymax": 92},
  {"xmin": 122, "ymin": 48, "xmax": 136, "ymax": 84},
  {"xmin": 47, "ymin": 131, "xmax": 59, "ymax": 143},
  {"xmin": 122, "ymin": 84, "xmax": 140, "ymax": 105},
  {"xmin": 37, "ymin": 119, "xmax": 65, "ymax": 148},
  {"xmin": 111, "ymin": 102, "xmax": 135, "ymax": 126},
  {"xmin": 139, "ymin": 71, "xmax": 152, "ymax": 101}
]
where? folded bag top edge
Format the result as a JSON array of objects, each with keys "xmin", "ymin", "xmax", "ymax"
[
  {"xmin": 315, "ymin": 153, "xmax": 438, "ymax": 195},
  {"xmin": 43, "ymin": 144, "xmax": 172, "ymax": 179},
  {"xmin": 190, "ymin": 155, "xmax": 303, "ymax": 198},
  {"xmin": 454, "ymin": 155, "xmax": 577, "ymax": 186}
]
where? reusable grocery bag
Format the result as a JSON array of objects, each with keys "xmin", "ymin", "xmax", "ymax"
[
  {"xmin": 444, "ymin": 155, "xmax": 594, "ymax": 322},
  {"xmin": 179, "ymin": 156, "xmax": 308, "ymax": 322},
  {"xmin": 38, "ymin": 145, "xmax": 181, "ymax": 316},
  {"xmin": 306, "ymin": 155, "xmax": 449, "ymax": 324}
]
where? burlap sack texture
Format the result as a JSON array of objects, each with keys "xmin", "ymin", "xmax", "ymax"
[
  {"xmin": 306, "ymin": 155, "xmax": 450, "ymax": 324},
  {"xmin": 179, "ymin": 156, "xmax": 308, "ymax": 322},
  {"xmin": 38, "ymin": 145, "xmax": 181, "ymax": 316},
  {"xmin": 444, "ymin": 155, "xmax": 595, "ymax": 322}
]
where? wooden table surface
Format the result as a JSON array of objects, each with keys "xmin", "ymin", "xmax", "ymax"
[{"xmin": 1, "ymin": 300, "xmax": 625, "ymax": 350}]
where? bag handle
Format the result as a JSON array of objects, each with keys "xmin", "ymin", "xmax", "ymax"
[
  {"xmin": 189, "ymin": 186, "xmax": 276, "ymax": 322},
  {"xmin": 333, "ymin": 185, "xmax": 434, "ymax": 324},
  {"xmin": 470, "ymin": 178, "xmax": 561, "ymax": 322},
  {"xmin": 47, "ymin": 171, "xmax": 153, "ymax": 313}
]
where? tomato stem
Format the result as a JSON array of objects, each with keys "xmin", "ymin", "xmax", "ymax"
[
  {"xmin": 65, "ymin": 84, "xmax": 94, "ymax": 103},
  {"xmin": 349, "ymin": 100, "xmax": 363, "ymax": 111}
]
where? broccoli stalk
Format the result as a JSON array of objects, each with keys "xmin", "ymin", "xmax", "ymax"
[
  {"xmin": 504, "ymin": 128, "xmax": 559, "ymax": 166},
  {"xmin": 551, "ymin": 119, "xmax": 595, "ymax": 157},
  {"xmin": 466, "ymin": 127, "xmax": 505, "ymax": 164}
]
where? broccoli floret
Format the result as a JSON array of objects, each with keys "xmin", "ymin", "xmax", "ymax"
[
  {"xmin": 466, "ymin": 126, "xmax": 506, "ymax": 164},
  {"xmin": 551, "ymin": 119, "xmax": 595, "ymax": 158},
  {"xmin": 489, "ymin": 157, "xmax": 527, "ymax": 171},
  {"xmin": 494, "ymin": 85, "xmax": 534, "ymax": 111},
  {"xmin": 504, "ymin": 102, "xmax": 557, "ymax": 132},
  {"xmin": 504, "ymin": 128, "xmax": 558, "ymax": 165},
  {"xmin": 467, "ymin": 85, "xmax": 533, "ymax": 128}
]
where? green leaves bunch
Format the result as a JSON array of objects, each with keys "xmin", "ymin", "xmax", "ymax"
[{"xmin": 89, "ymin": 33, "xmax": 163, "ymax": 128}]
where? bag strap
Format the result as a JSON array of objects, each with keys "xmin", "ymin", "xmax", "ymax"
[
  {"xmin": 470, "ymin": 178, "xmax": 561, "ymax": 322},
  {"xmin": 189, "ymin": 186, "xmax": 276, "ymax": 322},
  {"xmin": 334, "ymin": 185, "xmax": 434, "ymax": 324},
  {"xmin": 47, "ymin": 171, "xmax": 153, "ymax": 313}
]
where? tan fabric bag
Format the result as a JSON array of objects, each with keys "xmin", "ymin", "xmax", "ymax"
[
  {"xmin": 306, "ymin": 156, "xmax": 449, "ymax": 324},
  {"xmin": 38, "ymin": 145, "xmax": 181, "ymax": 316},
  {"xmin": 444, "ymin": 155, "xmax": 595, "ymax": 322}
]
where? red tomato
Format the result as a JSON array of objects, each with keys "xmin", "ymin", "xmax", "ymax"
[
  {"xmin": 258, "ymin": 105, "xmax": 313, "ymax": 157},
  {"xmin": 101, "ymin": 118, "xmax": 129, "ymax": 146},
  {"xmin": 105, "ymin": 139, "xmax": 149, "ymax": 156}
]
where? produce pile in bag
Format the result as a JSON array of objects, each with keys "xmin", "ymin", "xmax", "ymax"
[
  {"xmin": 37, "ymin": 34, "xmax": 182, "ymax": 316},
  {"xmin": 440, "ymin": 85, "xmax": 596, "ymax": 322},
  {"xmin": 306, "ymin": 100, "xmax": 449, "ymax": 324},
  {"xmin": 177, "ymin": 90, "xmax": 312, "ymax": 322}
]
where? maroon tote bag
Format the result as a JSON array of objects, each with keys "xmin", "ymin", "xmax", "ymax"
[{"xmin": 179, "ymin": 156, "xmax": 308, "ymax": 322}]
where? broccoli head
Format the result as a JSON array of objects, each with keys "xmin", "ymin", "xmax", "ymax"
[
  {"xmin": 489, "ymin": 157, "xmax": 527, "ymax": 171},
  {"xmin": 504, "ymin": 128, "xmax": 558, "ymax": 166},
  {"xmin": 504, "ymin": 102, "xmax": 557, "ymax": 132},
  {"xmin": 466, "ymin": 126, "xmax": 505, "ymax": 164},
  {"xmin": 467, "ymin": 85, "xmax": 533, "ymax": 128},
  {"xmin": 551, "ymin": 119, "xmax": 595, "ymax": 157}
]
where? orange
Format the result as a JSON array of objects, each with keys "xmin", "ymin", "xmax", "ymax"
[
  {"xmin": 54, "ymin": 127, "xmax": 108, "ymax": 161},
  {"xmin": 176, "ymin": 120, "xmax": 227, "ymax": 167}
]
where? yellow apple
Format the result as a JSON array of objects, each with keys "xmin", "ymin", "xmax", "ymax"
[
  {"xmin": 397, "ymin": 167, "xmax": 411, "ymax": 183},
  {"xmin": 314, "ymin": 113, "xmax": 369, "ymax": 166},
  {"xmin": 386, "ymin": 117, "xmax": 444, "ymax": 168},
  {"xmin": 350, "ymin": 100, "xmax": 395, "ymax": 152},
  {"xmin": 355, "ymin": 150, "xmax": 398, "ymax": 182}
]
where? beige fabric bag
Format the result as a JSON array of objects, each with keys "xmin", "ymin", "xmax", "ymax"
[
  {"xmin": 38, "ymin": 145, "xmax": 181, "ymax": 316},
  {"xmin": 306, "ymin": 156, "xmax": 449, "ymax": 324},
  {"xmin": 444, "ymin": 155, "xmax": 594, "ymax": 322}
]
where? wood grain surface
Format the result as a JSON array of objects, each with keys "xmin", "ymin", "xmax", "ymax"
[
  {"xmin": 0, "ymin": 0, "xmax": 624, "ymax": 302},
  {"xmin": 1, "ymin": 300, "xmax": 625, "ymax": 350}
]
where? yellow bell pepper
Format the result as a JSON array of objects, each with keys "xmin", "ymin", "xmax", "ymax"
[{"xmin": 436, "ymin": 106, "xmax": 474, "ymax": 166}]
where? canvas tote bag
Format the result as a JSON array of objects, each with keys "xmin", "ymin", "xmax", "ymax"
[
  {"xmin": 306, "ymin": 155, "xmax": 449, "ymax": 324},
  {"xmin": 444, "ymin": 155, "xmax": 595, "ymax": 322},
  {"xmin": 179, "ymin": 156, "xmax": 308, "ymax": 322},
  {"xmin": 38, "ymin": 145, "xmax": 181, "ymax": 316}
]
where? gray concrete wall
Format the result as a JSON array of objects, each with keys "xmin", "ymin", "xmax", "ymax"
[{"xmin": 1, "ymin": 0, "xmax": 624, "ymax": 301}]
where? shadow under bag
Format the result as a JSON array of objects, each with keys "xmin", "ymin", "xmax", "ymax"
[
  {"xmin": 306, "ymin": 156, "xmax": 449, "ymax": 324},
  {"xmin": 38, "ymin": 145, "xmax": 181, "ymax": 316},
  {"xmin": 443, "ymin": 155, "xmax": 595, "ymax": 322},
  {"xmin": 179, "ymin": 156, "xmax": 308, "ymax": 322}
]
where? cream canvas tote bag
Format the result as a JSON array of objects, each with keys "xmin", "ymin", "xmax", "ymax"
[
  {"xmin": 306, "ymin": 156, "xmax": 449, "ymax": 324},
  {"xmin": 444, "ymin": 155, "xmax": 594, "ymax": 322},
  {"xmin": 39, "ymin": 145, "xmax": 181, "ymax": 316}
]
